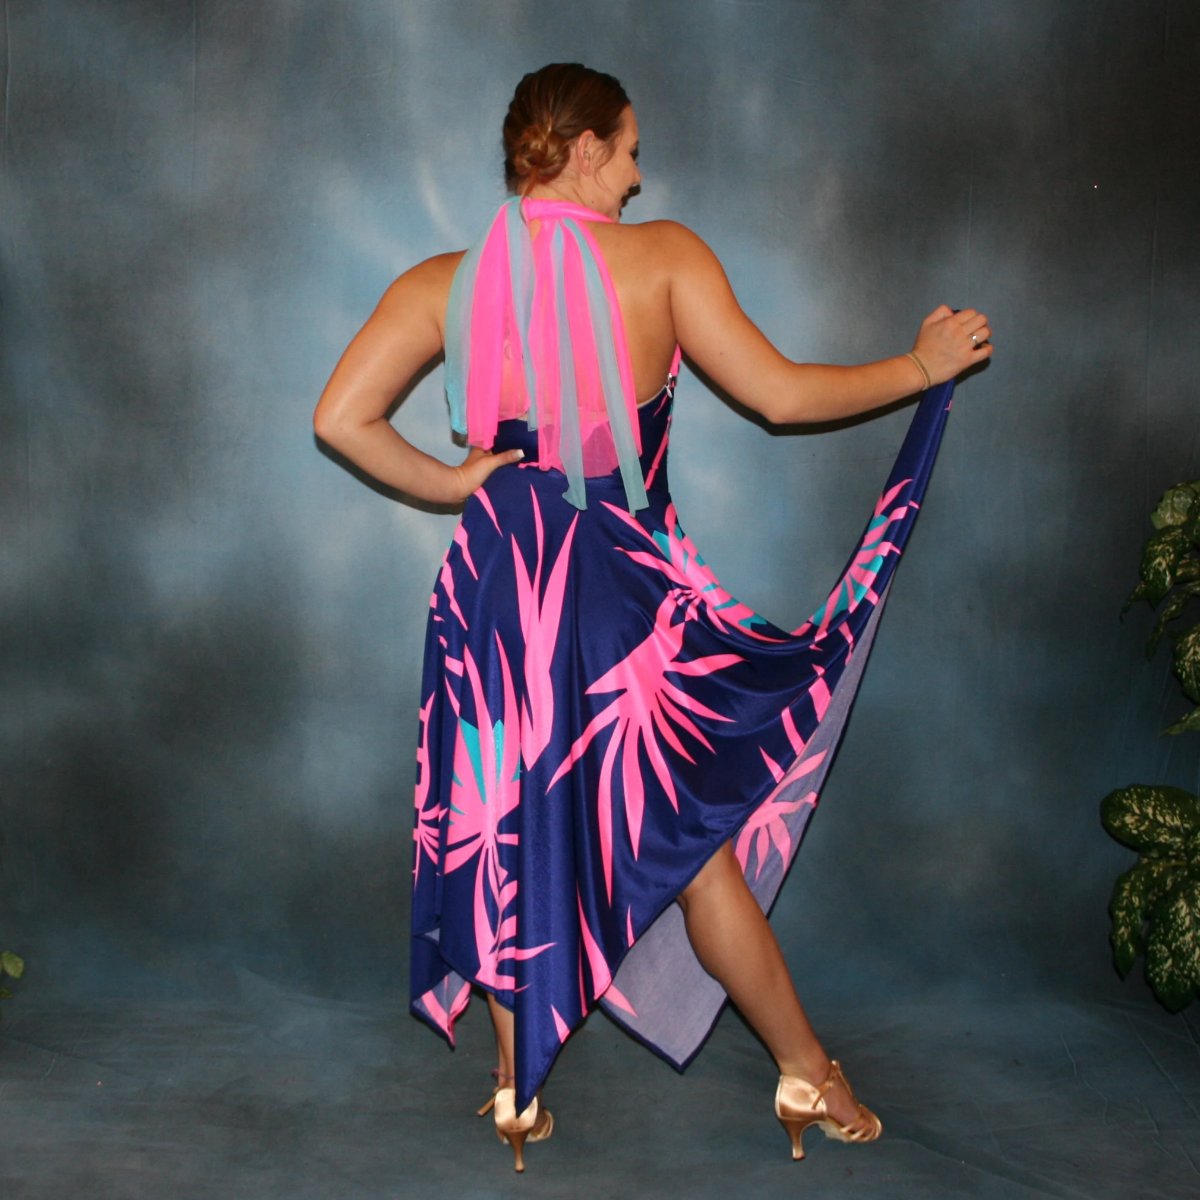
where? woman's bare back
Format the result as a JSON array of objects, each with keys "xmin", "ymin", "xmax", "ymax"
[{"xmin": 586, "ymin": 220, "xmax": 680, "ymax": 402}]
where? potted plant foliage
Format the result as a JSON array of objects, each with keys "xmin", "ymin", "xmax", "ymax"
[
  {"xmin": 0, "ymin": 949, "xmax": 22, "ymax": 1012},
  {"xmin": 1102, "ymin": 481, "xmax": 1200, "ymax": 1011}
]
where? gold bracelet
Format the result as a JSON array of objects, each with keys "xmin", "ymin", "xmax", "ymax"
[{"xmin": 905, "ymin": 351, "xmax": 931, "ymax": 390}]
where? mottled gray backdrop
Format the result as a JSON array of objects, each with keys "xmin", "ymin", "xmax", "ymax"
[{"xmin": 3, "ymin": 0, "xmax": 1198, "ymax": 1020}]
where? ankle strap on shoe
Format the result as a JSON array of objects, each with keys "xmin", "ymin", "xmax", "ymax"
[{"xmin": 815, "ymin": 1060, "xmax": 844, "ymax": 1100}]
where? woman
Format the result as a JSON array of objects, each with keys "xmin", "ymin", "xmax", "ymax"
[{"xmin": 315, "ymin": 63, "xmax": 990, "ymax": 1171}]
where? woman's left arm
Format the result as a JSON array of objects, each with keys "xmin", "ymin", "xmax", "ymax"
[{"xmin": 313, "ymin": 252, "xmax": 523, "ymax": 503}]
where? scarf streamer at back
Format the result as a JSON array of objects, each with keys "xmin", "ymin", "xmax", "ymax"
[{"xmin": 445, "ymin": 197, "xmax": 648, "ymax": 511}]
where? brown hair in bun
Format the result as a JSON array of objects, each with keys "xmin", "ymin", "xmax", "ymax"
[{"xmin": 503, "ymin": 63, "xmax": 630, "ymax": 194}]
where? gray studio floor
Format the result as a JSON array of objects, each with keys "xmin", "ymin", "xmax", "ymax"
[{"xmin": 2, "ymin": 970, "xmax": 1198, "ymax": 1199}]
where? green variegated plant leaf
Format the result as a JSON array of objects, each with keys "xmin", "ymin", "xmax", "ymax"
[
  {"xmin": 1150, "ymin": 482, "xmax": 1200, "ymax": 531},
  {"xmin": 1101, "ymin": 785, "xmax": 1200, "ymax": 856},
  {"xmin": 0, "ymin": 949, "xmax": 20, "ymax": 1013},
  {"xmin": 1177, "ymin": 553, "xmax": 1200, "ymax": 584},
  {"xmin": 1185, "ymin": 510, "xmax": 1200, "ymax": 548},
  {"xmin": 1145, "ymin": 588, "xmax": 1192, "ymax": 658},
  {"xmin": 1109, "ymin": 861, "xmax": 1179, "ymax": 976},
  {"xmin": 1145, "ymin": 879, "xmax": 1200, "ymax": 1011},
  {"xmin": 1139, "ymin": 528, "xmax": 1190, "ymax": 605},
  {"xmin": 1122, "ymin": 578, "xmax": 1152, "ymax": 614},
  {"xmin": 1164, "ymin": 706, "xmax": 1200, "ymax": 737},
  {"xmin": 1105, "ymin": 482, "xmax": 1200, "ymax": 1014},
  {"xmin": 1173, "ymin": 627, "xmax": 1200, "ymax": 704}
]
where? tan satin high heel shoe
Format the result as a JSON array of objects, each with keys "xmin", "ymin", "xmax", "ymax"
[
  {"xmin": 492, "ymin": 1086, "xmax": 554, "ymax": 1173},
  {"xmin": 477, "ymin": 1071, "xmax": 513, "ymax": 1142},
  {"xmin": 775, "ymin": 1060, "xmax": 882, "ymax": 1161}
]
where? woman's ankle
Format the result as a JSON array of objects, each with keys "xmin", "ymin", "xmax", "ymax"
[{"xmin": 778, "ymin": 1054, "xmax": 832, "ymax": 1085}]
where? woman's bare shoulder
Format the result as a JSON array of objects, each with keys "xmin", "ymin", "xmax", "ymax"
[
  {"xmin": 615, "ymin": 219, "xmax": 722, "ymax": 274},
  {"xmin": 621, "ymin": 218, "xmax": 707, "ymax": 248},
  {"xmin": 385, "ymin": 250, "xmax": 464, "ymax": 297},
  {"xmin": 370, "ymin": 250, "xmax": 466, "ymax": 329},
  {"xmin": 599, "ymin": 220, "xmax": 715, "ymax": 288}
]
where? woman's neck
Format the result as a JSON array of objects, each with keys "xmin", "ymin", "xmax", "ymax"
[
  {"xmin": 523, "ymin": 179, "xmax": 617, "ymax": 221},
  {"xmin": 526, "ymin": 181, "xmax": 584, "ymax": 203}
]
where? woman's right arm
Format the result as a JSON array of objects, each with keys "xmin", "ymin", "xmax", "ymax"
[
  {"xmin": 313, "ymin": 252, "xmax": 524, "ymax": 503},
  {"xmin": 660, "ymin": 223, "xmax": 992, "ymax": 424}
]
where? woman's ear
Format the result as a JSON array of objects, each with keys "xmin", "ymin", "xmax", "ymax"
[{"xmin": 574, "ymin": 130, "xmax": 598, "ymax": 176}]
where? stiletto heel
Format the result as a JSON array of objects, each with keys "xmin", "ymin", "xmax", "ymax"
[
  {"xmin": 774, "ymin": 1060, "xmax": 882, "ymax": 1162},
  {"xmin": 505, "ymin": 1124, "xmax": 531, "ymax": 1173},
  {"xmin": 478, "ymin": 1071, "xmax": 513, "ymax": 1143},
  {"xmin": 492, "ymin": 1086, "xmax": 553, "ymax": 1173}
]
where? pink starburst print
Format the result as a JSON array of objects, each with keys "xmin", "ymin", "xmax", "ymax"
[
  {"xmin": 511, "ymin": 488, "xmax": 578, "ymax": 768},
  {"xmin": 452, "ymin": 522, "xmax": 479, "ymax": 580},
  {"xmin": 445, "ymin": 637, "xmax": 552, "ymax": 989},
  {"xmin": 602, "ymin": 500, "xmax": 783, "ymax": 642},
  {"xmin": 549, "ymin": 593, "xmax": 743, "ymax": 901},
  {"xmin": 415, "ymin": 978, "xmax": 472, "ymax": 1041},
  {"xmin": 796, "ymin": 480, "xmax": 918, "ymax": 640},
  {"xmin": 576, "ymin": 890, "xmax": 637, "ymax": 1017},
  {"xmin": 412, "ymin": 692, "xmax": 442, "ymax": 888},
  {"xmin": 735, "ymin": 704, "xmax": 828, "ymax": 879},
  {"xmin": 436, "ymin": 556, "xmax": 469, "ymax": 630}
]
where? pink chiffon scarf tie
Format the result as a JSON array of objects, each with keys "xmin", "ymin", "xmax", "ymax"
[{"xmin": 445, "ymin": 196, "xmax": 652, "ymax": 511}]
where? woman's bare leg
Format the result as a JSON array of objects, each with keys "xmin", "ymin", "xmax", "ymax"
[
  {"xmin": 485, "ymin": 993, "xmax": 551, "ymax": 1132},
  {"xmin": 677, "ymin": 842, "xmax": 870, "ymax": 1130},
  {"xmin": 486, "ymin": 992, "xmax": 515, "ymax": 1084}
]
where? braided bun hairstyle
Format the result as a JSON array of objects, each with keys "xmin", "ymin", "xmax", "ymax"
[{"xmin": 503, "ymin": 63, "xmax": 630, "ymax": 194}]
